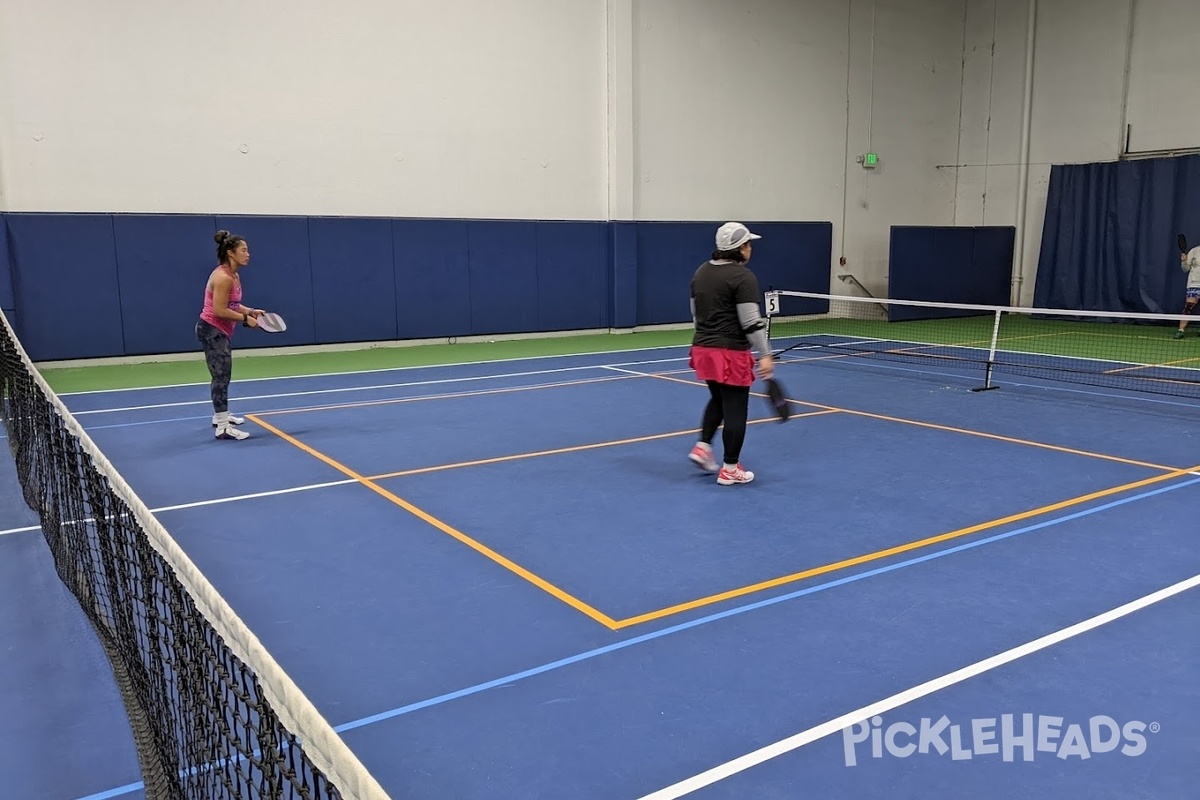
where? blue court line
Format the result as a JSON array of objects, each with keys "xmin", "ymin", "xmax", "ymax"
[
  {"xmin": 333, "ymin": 474, "xmax": 1200, "ymax": 732},
  {"xmin": 68, "ymin": 475, "xmax": 1200, "ymax": 800}
]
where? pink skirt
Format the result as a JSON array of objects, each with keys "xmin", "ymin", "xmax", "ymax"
[{"xmin": 689, "ymin": 345, "xmax": 756, "ymax": 387}]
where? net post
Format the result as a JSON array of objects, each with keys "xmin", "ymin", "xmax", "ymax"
[
  {"xmin": 971, "ymin": 308, "xmax": 1003, "ymax": 392},
  {"xmin": 764, "ymin": 290, "xmax": 779, "ymax": 350}
]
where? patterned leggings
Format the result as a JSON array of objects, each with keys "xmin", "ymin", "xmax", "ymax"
[{"xmin": 195, "ymin": 320, "xmax": 232, "ymax": 413}]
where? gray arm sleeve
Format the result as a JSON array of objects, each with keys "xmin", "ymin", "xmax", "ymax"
[
  {"xmin": 737, "ymin": 302, "xmax": 769, "ymax": 357},
  {"xmin": 690, "ymin": 297, "xmax": 697, "ymax": 325}
]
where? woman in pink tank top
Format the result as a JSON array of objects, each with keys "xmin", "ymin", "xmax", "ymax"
[{"xmin": 195, "ymin": 230, "xmax": 264, "ymax": 440}]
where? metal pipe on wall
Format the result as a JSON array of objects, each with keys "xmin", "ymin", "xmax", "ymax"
[{"xmin": 1012, "ymin": 0, "xmax": 1037, "ymax": 306}]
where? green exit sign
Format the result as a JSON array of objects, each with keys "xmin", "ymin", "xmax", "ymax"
[{"xmin": 863, "ymin": 152, "xmax": 878, "ymax": 167}]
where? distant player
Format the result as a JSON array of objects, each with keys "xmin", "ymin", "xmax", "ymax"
[
  {"xmin": 687, "ymin": 222, "xmax": 774, "ymax": 485},
  {"xmin": 196, "ymin": 230, "xmax": 263, "ymax": 440},
  {"xmin": 1175, "ymin": 244, "xmax": 1200, "ymax": 339}
]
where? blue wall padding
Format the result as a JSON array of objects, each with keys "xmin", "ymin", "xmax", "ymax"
[
  {"xmin": 887, "ymin": 226, "xmax": 1014, "ymax": 321},
  {"xmin": 5, "ymin": 214, "xmax": 834, "ymax": 361},
  {"xmin": 743, "ymin": 221, "xmax": 834, "ymax": 297},
  {"xmin": 394, "ymin": 219, "xmax": 473, "ymax": 340},
  {"xmin": 5, "ymin": 214, "xmax": 126, "ymax": 361},
  {"xmin": 0, "ymin": 216, "xmax": 13, "ymax": 332},
  {"xmin": 308, "ymin": 217, "xmax": 398, "ymax": 344},
  {"xmin": 215, "ymin": 216, "xmax": 317, "ymax": 348},
  {"xmin": 636, "ymin": 221, "xmax": 833, "ymax": 326},
  {"xmin": 609, "ymin": 222, "xmax": 638, "ymax": 329},
  {"xmin": 534, "ymin": 221, "xmax": 610, "ymax": 332},
  {"xmin": 0, "ymin": 216, "xmax": 11, "ymax": 309},
  {"xmin": 466, "ymin": 221, "xmax": 540, "ymax": 336},
  {"xmin": 112, "ymin": 214, "xmax": 220, "ymax": 355},
  {"xmin": 635, "ymin": 222, "xmax": 712, "ymax": 326},
  {"xmin": 971, "ymin": 227, "xmax": 1016, "ymax": 303}
]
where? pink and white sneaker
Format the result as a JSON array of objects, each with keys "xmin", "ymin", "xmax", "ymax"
[
  {"xmin": 688, "ymin": 442, "xmax": 718, "ymax": 472},
  {"xmin": 717, "ymin": 463, "xmax": 754, "ymax": 485}
]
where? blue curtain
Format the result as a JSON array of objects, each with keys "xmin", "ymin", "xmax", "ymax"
[{"xmin": 1034, "ymin": 153, "xmax": 1200, "ymax": 313}]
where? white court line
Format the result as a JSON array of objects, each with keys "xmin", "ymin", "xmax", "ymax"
[
  {"xmin": 0, "ymin": 523, "xmax": 41, "ymax": 536},
  {"xmin": 252, "ymin": 374, "xmax": 639, "ymax": 416},
  {"xmin": 636, "ymin": 571, "xmax": 1200, "ymax": 800},
  {"xmin": 6, "ymin": 456, "xmax": 1192, "ymax": 542},
  {"xmin": 0, "ymin": 479, "xmax": 359, "ymax": 538},
  {"xmin": 69, "ymin": 355, "xmax": 691, "ymax": 416},
  {"xmin": 55, "ymin": 343, "xmax": 693, "ymax": 396},
  {"xmin": 0, "ymin": 366, "xmax": 703, "ymax": 537}
]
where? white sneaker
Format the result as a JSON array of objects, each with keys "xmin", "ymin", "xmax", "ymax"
[
  {"xmin": 717, "ymin": 463, "xmax": 754, "ymax": 485},
  {"xmin": 688, "ymin": 442, "xmax": 718, "ymax": 472},
  {"xmin": 212, "ymin": 413, "xmax": 245, "ymax": 427},
  {"xmin": 212, "ymin": 411, "xmax": 249, "ymax": 440},
  {"xmin": 215, "ymin": 424, "xmax": 249, "ymax": 440}
]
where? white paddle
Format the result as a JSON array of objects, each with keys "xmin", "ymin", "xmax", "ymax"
[{"xmin": 256, "ymin": 312, "xmax": 287, "ymax": 333}]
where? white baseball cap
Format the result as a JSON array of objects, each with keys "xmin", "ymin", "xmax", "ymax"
[{"xmin": 715, "ymin": 221, "xmax": 762, "ymax": 251}]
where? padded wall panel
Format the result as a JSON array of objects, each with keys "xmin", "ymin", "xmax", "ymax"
[
  {"xmin": 6, "ymin": 214, "xmax": 125, "ymax": 361},
  {"xmin": 0, "ymin": 216, "xmax": 12, "ymax": 311},
  {"xmin": 393, "ymin": 219, "xmax": 472, "ymax": 339},
  {"xmin": 112, "ymin": 215, "xmax": 217, "ymax": 355},
  {"xmin": 466, "ymin": 221, "xmax": 539, "ymax": 335},
  {"xmin": 535, "ymin": 221, "xmax": 609, "ymax": 331},
  {"xmin": 888, "ymin": 226, "xmax": 1013, "ymax": 321},
  {"xmin": 888, "ymin": 227, "xmax": 977, "ymax": 322},
  {"xmin": 609, "ymin": 222, "xmax": 638, "ymax": 329},
  {"xmin": 745, "ymin": 222, "xmax": 833, "ymax": 297},
  {"xmin": 970, "ymin": 227, "xmax": 1016, "ymax": 305},
  {"xmin": 214, "ymin": 216, "xmax": 317, "ymax": 348},
  {"xmin": 309, "ymin": 218, "xmax": 397, "ymax": 344},
  {"xmin": 636, "ymin": 221, "xmax": 833, "ymax": 326},
  {"xmin": 635, "ymin": 222, "xmax": 712, "ymax": 326}
]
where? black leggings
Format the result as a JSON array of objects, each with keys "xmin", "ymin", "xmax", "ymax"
[
  {"xmin": 195, "ymin": 320, "xmax": 232, "ymax": 413},
  {"xmin": 700, "ymin": 381, "xmax": 751, "ymax": 465}
]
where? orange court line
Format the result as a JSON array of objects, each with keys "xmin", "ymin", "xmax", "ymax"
[
  {"xmin": 247, "ymin": 369, "xmax": 1194, "ymax": 632},
  {"xmin": 611, "ymin": 464, "xmax": 1200, "ymax": 628},
  {"xmin": 246, "ymin": 413, "xmax": 623, "ymax": 629},
  {"xmin": 620, "ymin": 368, "xmax": 1181, "ymax": 473},
  {"xmin": 367, "ymin": 410, "xmax": 839, "ymax": 480}
]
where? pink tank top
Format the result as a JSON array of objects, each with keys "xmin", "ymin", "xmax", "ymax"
[{"xmin": 199, "ymin": 266, "xmax": 243, "ymax": 337}]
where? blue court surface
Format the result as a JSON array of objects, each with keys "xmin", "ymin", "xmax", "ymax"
[{"xmin": 3, "ymin": 343, "xmax": 1198, "ymax": 799}]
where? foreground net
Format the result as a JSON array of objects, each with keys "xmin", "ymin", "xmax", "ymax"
[
  {"xmin": 0, "ymin": 307, "xmax": 390, "ymax": 799},
  {"xmin": 764, "ymin": 291, "xmax": 1200, "ymax": 399}
]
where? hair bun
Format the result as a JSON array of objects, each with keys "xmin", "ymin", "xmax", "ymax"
[{"xmin": 213, "ymin": 230, "xmax": 231, "ymax": 244}]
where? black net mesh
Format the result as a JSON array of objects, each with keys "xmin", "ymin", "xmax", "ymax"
[
  {"xmin": 0, "ymin": 310, "xmax": 378, "ymax": 800},
  {"xmin": 765, "ymin": 292, "xmax": 1200, "ymax": 399}
]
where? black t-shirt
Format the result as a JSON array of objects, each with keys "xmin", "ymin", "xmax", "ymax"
[{"xmin": 690, "ymin": 259, "xmax": 760, "ymax": 351}]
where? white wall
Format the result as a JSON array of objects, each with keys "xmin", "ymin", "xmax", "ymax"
[
  {"xmin": 840, "ymin": 0, "xmax": 971, "ymax": 294},
  {"xmin": 3, "ymin": 0, "xmax": 1197, "ymax": 307},
  {"xmin": 951, "ymin": 0, "xmax": 1200, "ymax": 306},
  {"xmin": 0, "ymin": 0, "xmax": 608, "ymax": 219},
  {"xmin": 0, "ymin": 0, "xmax": 981, "ymax": 295},
  {"xmin": 632, "ymin": 0, "xmax": 984, "ymax": 294},
  {"xmin": 1016, "ymin": 0, "xmax": 1134, "ymax": 305},
  {"xmin": 1125, "ymin": 0, "xmax": 1200, "ymax": 154},
  {"xmin": 630, "ymin": 0, "xmax": 850, "ymax": 223}
]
